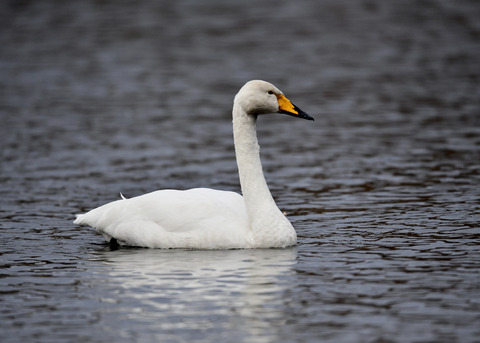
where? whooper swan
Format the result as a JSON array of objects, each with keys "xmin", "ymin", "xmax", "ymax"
[{"xmin": 74, "ymin": 80, "xmax": 314, "ymax": 249}]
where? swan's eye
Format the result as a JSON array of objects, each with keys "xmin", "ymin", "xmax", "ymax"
[{"xmin": 268, "ymin": 91, "xmax": 274, "ymax": 95}]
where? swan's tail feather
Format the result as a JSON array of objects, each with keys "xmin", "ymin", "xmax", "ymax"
[
  {"xmin": 74, "ymin": 193, "xmax": 127, "ymax": 227},
  {"xmin": 73, "ymin": 198, "xmax": 124, "ymax": 229}
]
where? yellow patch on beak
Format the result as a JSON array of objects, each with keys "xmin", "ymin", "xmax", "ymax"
[{"xmin": 276, "ymin": 94, "xmax": 298, "ymax": 115}]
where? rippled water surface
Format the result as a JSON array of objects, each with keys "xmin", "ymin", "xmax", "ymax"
[{"xmin": 1, "ymin": 1, "xmax": 480, "ymax": 342}]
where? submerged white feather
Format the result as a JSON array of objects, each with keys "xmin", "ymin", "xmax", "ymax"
[{"xmin": 74, "ymin": 80, "xmax": 309, "ymax": 249}]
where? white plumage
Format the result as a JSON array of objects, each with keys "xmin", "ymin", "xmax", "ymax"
[{"xmin": 74, "ymin": 80, "xmax": 313, "ymax": 249}]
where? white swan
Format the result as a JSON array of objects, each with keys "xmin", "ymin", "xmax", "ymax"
[{"xmin": 74, "ymin": 80, "xmax": 314, "ymax": 249}]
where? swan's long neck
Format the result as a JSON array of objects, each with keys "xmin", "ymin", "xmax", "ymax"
[
  {"xmin": 232, "ymin": 101, "xmax": 295, "ymax": 246},
  {"xmin": 233, "ymin": 104, "xmax": 276, "ymax": 214}
]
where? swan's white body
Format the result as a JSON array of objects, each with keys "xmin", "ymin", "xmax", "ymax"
[{"xmin": 74, "ymin": 80, "xmax": 313, "ymax": 249}]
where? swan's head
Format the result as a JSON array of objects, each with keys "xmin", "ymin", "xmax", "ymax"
[{"xmin": 234, "ymin": 80, "xmax": 314, "ymax": 121}]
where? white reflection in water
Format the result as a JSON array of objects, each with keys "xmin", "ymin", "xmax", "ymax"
[{"xmin": 88, "ymin": 248, "xmax": 297, "ymax": 341}]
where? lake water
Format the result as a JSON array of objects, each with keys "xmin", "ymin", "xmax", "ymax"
[{"xmin": 1, "ymin": 1, "xmax": 479, "ymax": 342}]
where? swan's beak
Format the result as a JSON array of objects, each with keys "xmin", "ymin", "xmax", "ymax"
[{"xmin": 277, "ymin": 94, "xmax": 314, "ymax": 121}]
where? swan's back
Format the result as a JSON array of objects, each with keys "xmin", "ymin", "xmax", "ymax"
[{"xmin": 74, "ymin": 188, "xmax": 251, "ymax": 249}]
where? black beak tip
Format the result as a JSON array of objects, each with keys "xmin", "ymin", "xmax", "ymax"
[
  {"xmin": 303, "ymin": 112, "xmax": 315, "ymax": 121},
  {"xmin": 296, "ymin": 107, "xmax": 314, "ymax": 121},
  {"xmin": 280, "ymin": 109, "xmax": 315, "ymax": 121}
]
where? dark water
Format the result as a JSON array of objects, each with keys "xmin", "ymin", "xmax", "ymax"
[{"xmin": 1, "ymin": 1, "xmax": 480, "ymax": 342}]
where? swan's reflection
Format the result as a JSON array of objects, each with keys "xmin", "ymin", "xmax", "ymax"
[{"xmin": 88, "ymin": 247, "xmax": 297, "ymax": 342}]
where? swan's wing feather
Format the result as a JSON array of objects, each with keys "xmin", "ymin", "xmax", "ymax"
[{"xmin": 74, "ymin": 188, "xmax": 250, "ymax": 248}]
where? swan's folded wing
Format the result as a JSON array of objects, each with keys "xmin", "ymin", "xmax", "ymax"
[{"xmin": 74, "ymin": 188, "xmax": 251, "ymax": 248}]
